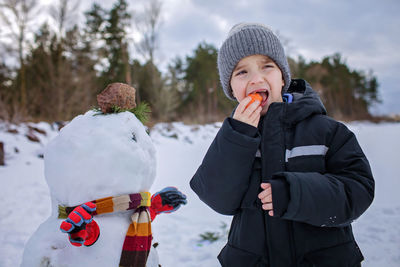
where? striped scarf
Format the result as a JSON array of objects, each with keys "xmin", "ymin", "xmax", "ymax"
[{"xmin": 58, "ymin": 192, "xmax": 152, "ymax": 267}]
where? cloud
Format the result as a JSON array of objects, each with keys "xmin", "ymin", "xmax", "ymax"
[
  {"xmin": 35, "ymin": 0, "xmax": 398, "ymax": 114},
  {"xmin": 156, "ymin": 0, "xmax": 400, "ymax": 114},
  {"xmin": 158, "ymin": 0, "xmax": 229, "ymax": 64}
]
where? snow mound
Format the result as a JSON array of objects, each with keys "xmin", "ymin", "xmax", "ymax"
[{"xmin": 0, "ymin": 120, "xmax": 399, "ymax": 267}]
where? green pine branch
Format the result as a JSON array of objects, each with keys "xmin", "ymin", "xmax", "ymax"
[{"xmin": 92, "ymin": 102, "xmax": 151, "ymax": 124}]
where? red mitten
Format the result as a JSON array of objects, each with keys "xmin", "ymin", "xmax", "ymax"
[
  {"xmin": 60, "ymin": 202, "xmax": 100, "ymax": 247},
  {"xmin": 150, "ymin": 187, "xmax": 187, "ymax": 221}
]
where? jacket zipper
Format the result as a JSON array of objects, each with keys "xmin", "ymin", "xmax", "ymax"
[
  {"xmin": 264, "ymin": 213, "xmax": 272, "ymax": 265},
  {"xmin": 283, "ymin": 104, "xmax": 297, "ymax": 266},
  {"xmin": 288, "ymin": 221, "xmax": 297, "ymax": 266},
  {"xmin": 260, "ymin": 116, "xmax": 272, "ymax": 266}
]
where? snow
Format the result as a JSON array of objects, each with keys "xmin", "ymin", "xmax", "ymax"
[
  {"xmin": 44, "ymin": 110, "xmax": 156, "ymax": 207},
  {"xmin": 0, "ymin": 119, "xmax": 399, "ymax": 266}
]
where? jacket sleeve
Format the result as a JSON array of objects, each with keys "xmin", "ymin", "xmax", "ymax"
[
  {"xmin": 271, "ymin": 122, "xmax": 374, "ymax": 227},
  {"xmin": 190, "ymin": 118, "xmax": 261, "ymax": 215}
]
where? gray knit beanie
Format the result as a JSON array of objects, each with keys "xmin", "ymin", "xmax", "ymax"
[{"xmin": 217, "ymin": 23, "xmax": 291, "ymax": 100}]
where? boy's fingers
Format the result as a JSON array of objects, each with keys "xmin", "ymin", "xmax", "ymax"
[
  {"xmin": 258, "ymin": 189, "xmax": 272, "ymax": 200},
  {"xmin": 258, "ymin": 194, "xmax": 272, "ymax": 203},
  {"xmin": 259, "ymin": 183, "xmax": 273, "ymax": 204},
  {"xmin": 233, "ymin": 97, "xmax": 262, "ymax": 127},
  {"xmin": 261, "ymin": 183, "xmax": 271, "ymax": 190},
  {"xmin": 262, "ymin": 203, "xmax": 273, "ymax": 210},
  {"xmin": 237, "ymin": 97, "xmax": 252, "ymax": 113},
  {"xmin": 259, "ymin": 193, "xmax": 272, "ymax": 203},
  {"xmin": 244, "ymin": 100, "xmax": 261, "ymax": 115},
  {"xmin": 260, "ymin": 196, "xmax": 272, "ymax": 204},
  {"xmin": 239, "ymin": 95, "xmax": 260, "ymax": 113},
  {"xmin": 251, "ymin": 117, "xmax": 260, "ymax": 127},
  {"xmin": 268, "ymin": 210, "xmax": 274, "ymax": 216},
  {"xmin": 249, "ymin": 105, "xmax": 262, "ymax": 120},
  {"xmin": 246, "ymin": 105, "xmax": 261, "ymax": 127}
]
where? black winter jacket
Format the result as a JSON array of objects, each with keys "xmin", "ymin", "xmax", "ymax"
[{"xmin": 190, "ymin": 79, "xmax": 374, "ymax": 267}]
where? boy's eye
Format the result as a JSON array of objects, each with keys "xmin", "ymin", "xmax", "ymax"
[
  {"xmin": 235, "ymin": 70, "xmax": 247, "ymax": 76},
  {"xmin": 264, "ymin": 64, "xmax": 274, "ymax": 68}
]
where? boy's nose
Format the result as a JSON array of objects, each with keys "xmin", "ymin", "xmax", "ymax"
[{"xmin": 249, "ymin": 72, "xmax": 264, "ymax": 84}]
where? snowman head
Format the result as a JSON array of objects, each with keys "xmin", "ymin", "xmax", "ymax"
[{"xmin": 44, "ymin": 84, "xmax": 156, "ymax": 207}]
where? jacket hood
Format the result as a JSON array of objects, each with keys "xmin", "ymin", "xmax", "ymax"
[{"xmin": 283, "ymin": 79, "xmax": 326, "ymax": 125}]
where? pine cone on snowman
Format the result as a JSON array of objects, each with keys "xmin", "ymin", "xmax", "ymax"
[{"xmin": 21, "ymin": 83, "xmax": 187, "ymax": 267}]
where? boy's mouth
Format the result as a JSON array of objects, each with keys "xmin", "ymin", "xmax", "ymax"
[{"xmin": 249, "ymin": 89, "xmax": 269, "ymax": 107}]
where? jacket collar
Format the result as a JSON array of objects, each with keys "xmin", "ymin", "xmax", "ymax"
[{"xmin": 283, "ymin": 79, "xmax": 326, "ymax": 125}]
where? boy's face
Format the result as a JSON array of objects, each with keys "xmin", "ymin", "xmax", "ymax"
[{"xmin": 230, "ymin": 54, "xmax": 284, "ymax": 115}]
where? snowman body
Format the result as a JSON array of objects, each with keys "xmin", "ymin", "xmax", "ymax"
[{"xmin": 21, "ymin": 110, "xmax": 158, "ymax": 267}]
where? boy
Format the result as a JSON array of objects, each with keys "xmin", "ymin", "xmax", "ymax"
[{"xmin": 190, "ymin": 23, "xmax": 374, "ymax": 267}]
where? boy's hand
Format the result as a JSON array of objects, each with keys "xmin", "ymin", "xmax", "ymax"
[
  {"xmin": 258, "ymin": 183, "xmax": 274, "ymax": 216},
  {"xmin": 233, "ymin": 95, "xmax": 262, "ymax": 128}
]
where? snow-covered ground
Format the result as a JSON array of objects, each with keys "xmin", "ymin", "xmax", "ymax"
[{"xmin": 0, "ymin": 120, "xmax": 399, "ymax": 266}]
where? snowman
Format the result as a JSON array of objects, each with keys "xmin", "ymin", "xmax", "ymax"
[{"xmin": 21, "ymin": 83, "xmax": 187, "ymax": 267}]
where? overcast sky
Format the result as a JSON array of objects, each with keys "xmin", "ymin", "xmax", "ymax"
[{"xmin": 40, "ymin": 0, "xmax": 400, "ymax": 115}]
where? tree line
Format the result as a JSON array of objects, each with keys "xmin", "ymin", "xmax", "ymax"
[{"xmin": 0, "ymin": 0, "xmax": 380, "ymax": 124}]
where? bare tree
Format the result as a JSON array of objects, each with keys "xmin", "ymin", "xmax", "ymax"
[
  {"xmin": 0, "ymin": 0, "xmax": 40, "ymax": 114},
  {"xmin": 0, "ymin": 142, "xmax": 4, "ymax": 166},
  {"xmin": 134, "ymin": 0, "xmax": 162, "ymax": 63},
  {"xmin": 49, "ymin": 0, "xmax": 79, "ymax": 38},
  {"xmin": 275, "ymin": 30, "xmax": 295, "ymax": 58},
  {"xmin": 48, "ymin": 0, "xmax": 80, "ymax": 119}
]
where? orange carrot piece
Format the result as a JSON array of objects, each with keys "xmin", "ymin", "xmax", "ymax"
[{"xmin": 246, "ymin": 93, "xmax": 262, "ymax": 108}]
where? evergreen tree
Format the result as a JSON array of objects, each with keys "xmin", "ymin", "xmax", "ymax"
[
  {"xmin": 103, "ymin": 0, "xmax": 131, "ymax": 86},
  {"xmin": 157, "ymin": 56, "xmax": 186, "ymax": 121},
  {"xmin": 183, "ymin": 42, "xmax": 234, "ymax": 123},
  {"xmin": 22, "ymin": 22, "xmax": 98, "ymax": 121},
  {"xmin": 290, "ymin": 53, "xmax": 380, "ymax": 120},
  {"xmin": 84, "ymin": 0, "xmax": 132, "ymax": 88}
]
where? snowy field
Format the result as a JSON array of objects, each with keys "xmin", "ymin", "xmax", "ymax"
[{"xmin": 0, "ymin": 119, "xmax": 399, "ymax": 267}]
